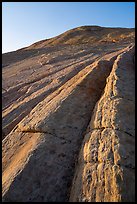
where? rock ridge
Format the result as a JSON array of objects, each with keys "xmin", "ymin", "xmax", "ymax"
[{"xmin": 69, "ymin": 45, "xmax": 135, "ymax": 202}]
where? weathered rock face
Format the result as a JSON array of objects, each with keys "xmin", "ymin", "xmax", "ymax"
[
  {"xmin": 2, "ymin": 56, "xmax": 114, "ymax": 202},
  {"xmin": 69, "ymin": 45, "xmax": 135, "ymax": 202},
  {"xmin": 2, "ymin": 26, "xmax": 135, "ymax": 202}
]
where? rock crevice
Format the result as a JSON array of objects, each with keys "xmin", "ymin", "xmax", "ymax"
[
  {"xmin": 69, "ymin": 45, "xmax": 135, "ymax": 202},
  {"xmin": 2, "ymin": 50, "xmax": 121, "ymax": 202}
]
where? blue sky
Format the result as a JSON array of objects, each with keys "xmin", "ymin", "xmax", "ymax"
[{"xmin": 2, "ymin": 2, "xmax": 135, "ymax": 53}]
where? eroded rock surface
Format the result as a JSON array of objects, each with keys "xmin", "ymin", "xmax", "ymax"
[
  {"xmin": 2, "ymin": 26, "xmax": 135, "ymax": 202},
  {"xmin": 69, "ymin": 46, "xmax": 135, "ymax": 202}
]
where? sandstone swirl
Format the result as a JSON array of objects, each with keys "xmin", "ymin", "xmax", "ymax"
[{"xmin": 2, "ymin": 26, "xmax": 135, "ymax": 202}]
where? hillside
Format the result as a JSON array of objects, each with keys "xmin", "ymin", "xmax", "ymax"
[
  {"xmin": 2, "ymin": 26, "xmax": 134, "ymax": 66},
  {"xmin": 2, "ymin": 26, "xmax": 135, "ymax": 202}
]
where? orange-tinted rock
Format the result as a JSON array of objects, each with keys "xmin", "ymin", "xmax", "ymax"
[
  {"xmin": 69, "ymin": 46, "xmax": 135, "ymax": 202},
  {"xmin": 2, "ymin": 26, "xmax": 135, "ymax": 202}
]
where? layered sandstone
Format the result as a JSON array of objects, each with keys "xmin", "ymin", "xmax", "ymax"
[{"xmin": 2, "ymin": 26, "xmax": 135, "ymax": 202}]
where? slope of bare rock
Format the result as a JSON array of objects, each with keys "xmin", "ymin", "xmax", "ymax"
[
  {"xmin": 2, "ymin": 26, "xmax": 135, "ymax": 202},
  {"xmin": 2, "ymin": 26, "xmax": 134, "ymax": 67},
  {"xmin": 69, "ymin": 45, "xmax": 135, "ymax": 202},
  {"xmin": 2, "ymin": 49, "xmax": 100, "ymax": 138},
  {"xmin": 25, "ymin": 26, "xmax": 134, "ymax": 49},
  {"xmin": 2, "ymin": 43, "xmax": 129, "ymax": 138},
  {"xmin": 2, "ymin": 55, "xmax": 98, "ymax": 137},
  {"xmin": 2, "ymin": 49, "xmax": 123, "ymax": 202}
]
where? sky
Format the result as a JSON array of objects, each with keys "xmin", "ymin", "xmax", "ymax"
[{"xmin": 2, "ymin": 2, "xmax": 135, "ymax": 53}]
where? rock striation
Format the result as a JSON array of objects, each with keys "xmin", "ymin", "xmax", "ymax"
[{"xmin": 2, "ymin": 26, "xmax": 135, "ymax": 202}]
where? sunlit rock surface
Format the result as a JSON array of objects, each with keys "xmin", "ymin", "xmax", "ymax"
[{"xmin": 2, "ymin": 26, "xmax": 135, "ymax": 202}]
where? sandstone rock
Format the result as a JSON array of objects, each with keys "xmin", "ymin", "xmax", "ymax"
[
  {"xmin": 69, "ymin": 46, "xmax": 135, "ymax": 202},
  {"xmin": 2, "ymin": 54, "xmax": 115, "ymax": 202},
  {"xmin": 2, "ymin": 26, "xmax": 135, "ymax": 202}
]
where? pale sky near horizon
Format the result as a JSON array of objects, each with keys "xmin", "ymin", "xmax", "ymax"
[{"xmin": 2, "ymin": 2, "xmax": 135, "ymax": 53}]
